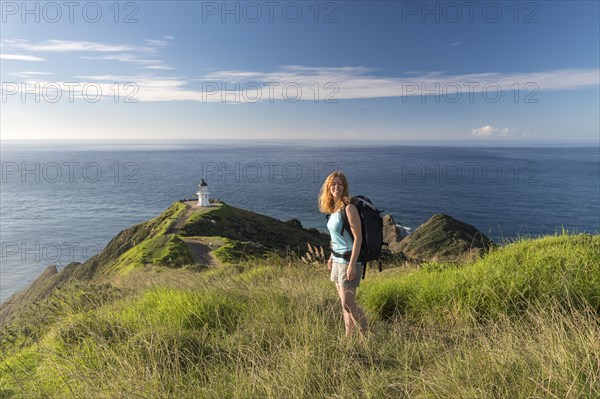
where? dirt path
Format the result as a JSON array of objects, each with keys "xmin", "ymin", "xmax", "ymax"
[
  {"xmin": 174, "ymin": 206, "xmax": 195, "ymax": 230},
  {"xmin": 167, "ymin": 201, "xmax": 219, "ymax": 266},
  {"xmin": 166, "ymin": 201, "xmax": 197, "ymax": 235},
  {"xmin": 182, "ymin": 238, "xmax": 217, "ymax": 266}
]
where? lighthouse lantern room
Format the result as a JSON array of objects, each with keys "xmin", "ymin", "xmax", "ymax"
[{"xmin": 197, "ymin": 179, "xmax": 210, "ymax": 207}]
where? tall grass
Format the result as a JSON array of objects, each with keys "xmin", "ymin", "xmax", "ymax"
[
  {"xmin": 1, "ymin": 233, "xmax": 599, "ymax": 398},
  {"xmin": 361, "ymin": 234, "xmax": 600, "ymax": 321}
]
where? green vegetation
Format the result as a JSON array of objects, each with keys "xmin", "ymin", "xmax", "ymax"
[
  {"xmin": 212, "ymin": 237, "xmax": 269, "ymax": 263},
  {"xmin": 1, "ymin": 232, "xmax": 599, "ymax": 398},
  {"xmin": 179, "ymin": 203, "xmax": 329, "ymax": 255},
  {"xmin": 361, "ymin": 233, "xmax": 600, "ymax": 321},
  {"xmin": 105, "ymin": 234, "xmax": 196, "ymax": 273},
  {"xmin": 75, "ymin": 201, "xmax": 190, "ymax": 278},
  {"xmin": 396, "ymin": 213, "xmax": 496, "ymax": 262},
  {"xmin": 0, "ymin": 202, "xmax": 183, "ymax": 328}
]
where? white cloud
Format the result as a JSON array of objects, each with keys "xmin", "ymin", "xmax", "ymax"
[
  {"xmin": 42, "ymin": 64, "xmax": 599, "ymax": 104},
  {"xmin": 192, "ymin": 65, "xmax": 600, "ymax": 101},
  {"xmin": 6, "ymin": 71, "xmax": 53, "ymax": 78},
  {"xmin": 471, "ymin": 125, "xmax": 498, "ymax": 136},
  {"xmin": 4, "ymin": 37, "xmax": 598, "ymax": 102},
  {"xmin": 1, "ymin": 39, "xmax": 164, "ymax": 53},
  {"xmin": 144, "ymin": 39, "xmax": 169, "ymax": 48},
  {"xmin": 471, "ymin": 125, "xmax": 535, "ymax": 138},
  {"xmin": 82, "ymin": 54, "xmax": 174, "ymax": 70},
  {"xmin": 0, "ymin": 53, "xmax": 45, "ymax": 61},
  {"xmin": 142, "ymin": 65, "xmax": 175, "ymax": 70},
  {"xmin": 3, "ymin": 41, "xmax": 598, "ymax": 103},
  {"xmin": 2, "ymin": 38, "xmax": 175, "ymax": 74}
]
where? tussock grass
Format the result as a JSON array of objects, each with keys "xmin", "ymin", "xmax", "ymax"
[
  {"xmin": 361, "ymin": 233, "xmax": 600, "ymax": 321},
  {"xmin": 1, "ymin": 233, "xmax": 599, "ymax": 398}
]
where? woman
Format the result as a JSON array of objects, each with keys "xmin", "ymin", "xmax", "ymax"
[{"xmin": 319, "ymin": 171, "xmax": 367, "ymax": 336}]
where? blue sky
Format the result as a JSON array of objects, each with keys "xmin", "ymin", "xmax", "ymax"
[{"xmin": 1, "ymin": 0, "xmax": 598, "ymax": 142}]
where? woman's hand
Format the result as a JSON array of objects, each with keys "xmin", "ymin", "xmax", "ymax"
[
  {"xmin": 347, "ymin": 262, "xmax": 356, "ymax": 281},
  {"xmin": 327, "ymin": 258, "xmax": 333, "ymax": 271}
]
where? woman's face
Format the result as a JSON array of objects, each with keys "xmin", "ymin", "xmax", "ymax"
[{"xmin": 330, "ymin": 176, "xmax": 344, "ymax": 201}]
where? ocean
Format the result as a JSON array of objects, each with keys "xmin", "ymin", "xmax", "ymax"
[{"xmin": 1, "ymin": 141, "xmax": 599, "ymax": 303}]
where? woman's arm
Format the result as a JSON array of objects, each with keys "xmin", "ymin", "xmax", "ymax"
[{"xmin": 346, "ymin": 203, "xmax": 362, "ymax": 280}]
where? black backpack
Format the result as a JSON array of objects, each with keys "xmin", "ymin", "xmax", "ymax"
[{"xmin": 333, "ymin": 195, "xmax": 385, "ymax": 279}]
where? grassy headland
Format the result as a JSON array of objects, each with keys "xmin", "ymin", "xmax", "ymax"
[{"xmin": 0, "ymin": 202, "xmax": 598, "ymax": 398}]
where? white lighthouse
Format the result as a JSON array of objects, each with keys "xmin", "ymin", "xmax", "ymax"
[{"xmin": 197, "ymin": 179, "xmax": 210, "ymax": 207}]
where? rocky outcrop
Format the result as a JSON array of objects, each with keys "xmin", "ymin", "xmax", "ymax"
[
  {"xmin": 396, "ymin": 214, "xmax": 494, "ymax": 262},
  {"xmin": 382, "ymin": 215, "xmax": 410, "ymax": 253}
]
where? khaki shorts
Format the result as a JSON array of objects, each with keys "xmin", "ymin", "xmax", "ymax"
[{"xmin": 330, "ymin": 261, "xmax": 362, "ymax": 288}]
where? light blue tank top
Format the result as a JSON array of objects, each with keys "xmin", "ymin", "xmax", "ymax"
[{"xmin": 327, "ymin": 210, "xmax": 354, "ymax": 264}]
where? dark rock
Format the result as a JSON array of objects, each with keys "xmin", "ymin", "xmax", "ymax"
[
  {"xmin": 285, "ymin": 218, "xmax": 303, "ymax": 229},
  {"xmin": 383, "ymin": 214, "xmax": 410, "ymax": 253}
]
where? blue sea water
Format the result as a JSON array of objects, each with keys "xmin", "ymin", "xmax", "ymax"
[{"xmin": 1, "ymin": 141, "xmax": 599, "ymax": 303}]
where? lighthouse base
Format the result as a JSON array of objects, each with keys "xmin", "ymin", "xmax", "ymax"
[{"xmin": 197, "ymin": 192, "xmax": 210, "ymax": 207}]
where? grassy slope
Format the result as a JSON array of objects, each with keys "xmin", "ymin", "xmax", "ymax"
[
  {"xmin": 83, "ymin": 201, "xmax": 190, "ymax": 277},
  {"xmin": 179, "ymin": 203, "xmax": 329, "ymax": 257},
  {"xmin": 103, "ymin": 202, "xmax": 330, "ymax": 270},
  {"xmin": 0, "ymin": 202, "xmax": 189, "ymax": 327},
  {"xmin": 362, "ymin": 233, "xmax": 600, "ymax": 321},
  {"xmin": 0, "ymin": 200, "xmax": 330, "ymax": 329},
  {"xmin": 1, "ymin": 233, "xmax": 599, "ymax": 398},
  {"xmin": 395, "ymin": 213, "xmax": 495, "ymax": 261}
]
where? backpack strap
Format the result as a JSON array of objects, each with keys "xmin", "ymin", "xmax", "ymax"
[
  {"xmin": 361, "ymin": 260, "xmax": 382, "ymax": 280},
  {"xmin": 340, "ymin": 204, "xmax": 351, "ymax": 238}
]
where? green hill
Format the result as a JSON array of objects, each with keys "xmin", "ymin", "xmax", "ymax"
[
  {"xmin": 0, "ymin": 201, "xmax": 329, "ymax": 327},
  {"xmin": 1, "ymin": 202, "xmax": 598, "ymax": 399}
]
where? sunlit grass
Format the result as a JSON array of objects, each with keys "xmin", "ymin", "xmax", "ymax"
[{"xmin": 1, "ymin": 233, "xmax": 599, "ymax": 398}]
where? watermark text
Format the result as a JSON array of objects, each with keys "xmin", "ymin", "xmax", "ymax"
[
  {"xmin": 2, "ymin": 161, "xmax": 139, "ymax": 183},
  {"xmin": 401, "ymin": 161, "xmax": 540, "ymax": 183},
  {"xmin": 1, "ymin": 241, "xmax": 101, "ymax": 267},
  {"xmin": 201, "ymin": 1, "xmax": 339, "ymax": 23},
  {"xmin": 1, "ymin": 1, "xmax": 140, "ymax": 23},
  {"xmin": 202, "ymin": 161, "xmax": 340, "ymax": 183},
  {"xmin": 2, "ymin": 82, "xmax": 139, "ymax": 103}
]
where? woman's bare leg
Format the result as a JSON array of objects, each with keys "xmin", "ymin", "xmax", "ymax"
[
  {"xmin": 337, "ymin": 284, "xmax": 367, "ymax": 336},
  {"xmin": 335, "ymin": 283, "xmax": 353, "ymax": 335}
]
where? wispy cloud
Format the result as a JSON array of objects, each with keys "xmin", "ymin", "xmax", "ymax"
[
  {"xmin": 0, "ymin": 53, "xmax": 45, "ymax": 62},
  {"xmin": 192, "ymin": 65, "xmax": 600, "ymax": 101},
  {"xmin": 6, "ymin": 71, "xmax": 53, "ymax": 78},
  {"xmin": 1, "ymin": 39, "xmax": 166, "ymax": 53},
  {"xmin": 2, "ymin": 38, "xmax": 174, "ymax": 74},
  {"xmin": 82, "ymin": 54, "xmax": 174, "ymax": 70},
  {"xmin": 144, "ymin": 39, "xmax": 170, "ymax": 48},
  {"xmin": 449, "ymin": 42, "xmax": 462, "ymax": 46},
  {"xmin": 35, "ymin": 65, "xmax": 599, "ymax": 104},
  {"xmin": 142, "ymin": 65, "xmax": 175, "ymax": 70},
  {"xmin": 4, "ymin": 36, "xmax": 597, "ymax": 102},
  {"xmin": 4, "ymin": 59, "xmax": 598, "ymax": 103}
]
